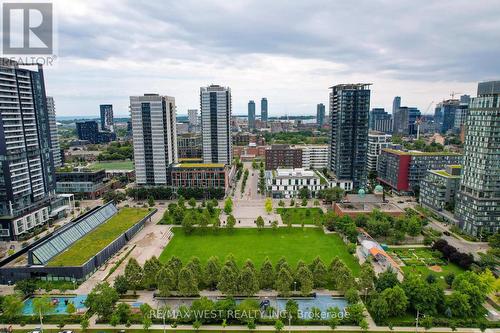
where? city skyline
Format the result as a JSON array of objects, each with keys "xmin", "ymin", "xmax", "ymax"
[{"xmin": 41, "ymin": 0, "xmax": 499, "ymax": 117}]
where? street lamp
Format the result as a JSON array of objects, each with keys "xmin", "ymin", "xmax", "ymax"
[{"xmin": 293, "ymin": 281, "xmax": 297, "ymax": 293}]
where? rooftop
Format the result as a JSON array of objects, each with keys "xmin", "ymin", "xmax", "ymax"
[
  {"xmin": 432, "ymin": 170, "xmax": 461, "ymax": 178},
  {"xmin": 382, "ymin": 148, "xmax": 462, "ymax": 156},
  {"xmin": 173, "ymin": 163, "xmax": 225, "ymax": 169}
]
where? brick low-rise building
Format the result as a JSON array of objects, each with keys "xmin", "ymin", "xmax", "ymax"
[
  {"xmin": 420, "ymin": 165, "xmax": 462, "ymax": 212},
  {"xmin": 377, "ymin": 149, "xmax": 462, "ymax": 194},
  {"xmin": 169, "ymin": 163, "xmax": 229, "ymax": 193},
  {"xmin": 265, "ymin": 144, "xmax": 302, "ymax": 170}
]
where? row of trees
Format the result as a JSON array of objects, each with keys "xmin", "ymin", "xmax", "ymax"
[
  {"xmin": 324, "ymin": 209, "xmax": 425, "ymax": 244},
  {"xmin": 125, "ymin": 187, "xmax": 225, "ymax": 201},
  {"xmin": 97, "ymin": 141, "xmax": 133, "ymax": 161},
  {"xmin": 368, "ymin": 269, "xmax": 495, "ymax": 323},
  {"xmin": 432, "ymin": 239, "xmax": 474, "ymax": 269},
  {"xmin": 161, "ymin": 198, "xmax": 219, "ymax": 225},
  {"xmin": 115, "ymin": 255, "xmax": 366, "ymax": 298}
]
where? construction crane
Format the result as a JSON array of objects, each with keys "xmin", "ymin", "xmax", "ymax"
[
  {"xmin": 415, "ymin": 101, "xmax": 433, "ymax": 140},
  {"xmin": 450, "ymin": 91, "xmax": 462, "ymax": 100}
]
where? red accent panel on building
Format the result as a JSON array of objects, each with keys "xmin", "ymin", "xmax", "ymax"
[{"xmin": 397, "ymin": 155, "xmax": 411, "ymax": 191}]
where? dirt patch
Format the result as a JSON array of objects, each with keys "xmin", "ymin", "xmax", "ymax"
[{"xmin": 429, "ymin": 265, "xmax": 443, "ymax": 272}]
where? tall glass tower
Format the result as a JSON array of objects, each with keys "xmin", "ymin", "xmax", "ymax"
[
  {"xmin": 261, "ymin": 98, "xmax": 268, "ymax": 122},
  {"xmin": 455, "ymin": 81, "xmax": 500, "ymax": 237},
  {"xmin": 328, "ymin": 83, "xmax": 371, "ymax": 190}
]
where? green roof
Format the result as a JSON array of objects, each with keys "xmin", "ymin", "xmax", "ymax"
[
  {"xmin": 176, "ymin": 163, "xmax": 225, "ymax": 168},
  {"xmin": 383, "ymin": 148, "xmax": 461, "ymax": 156},
  {"xmin": 433, "ymin": 170, "xmax": 461, "ymax": 178}
]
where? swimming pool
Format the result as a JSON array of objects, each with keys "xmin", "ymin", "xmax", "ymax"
[
  {"xmin": 275, "ymin": 295, "xmax": 348, "ymax": 319},
  {"xmin": 23, "ymin": 295, "xmax": 87, "ymax": 315}
]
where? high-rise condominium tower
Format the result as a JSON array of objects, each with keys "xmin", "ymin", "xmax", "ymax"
[
  {"xmin": 100, "ymin": 104, "xmax": 114, "ymax": 131},
  {"xmin": 200, "ymin": 85, "xmax": 232, "ymax": 165},
  {"xmin": 188, "ymin": 109, "xmax": 198, "ymax": 126},
  {"xmin": 392, "ymin": 96, "xmax": 401, "ymax": 113},
  {"xmin": 261, "ymin": 98, "xmax": 268, "ymax": 122},
  {"xmin": 248, "ymin": 100, "xmax": 256, "ymax": 129},
  {"xmin": 47, "ymin": 97, "xmax": 62, "ymax": 168},
  {"xmin": 130, "ymin": 94, "xmax": 178, "ymax": 185},
  {"xmin": 328, "ymin": 84, "xmax": 371, "ymax": 190},
  {"xmin": 316, "ymin": 103, "xmax": 326, "ymax": 127},
  {"xmin": 455, "ymin": 81, "xmax": 500, "ymax": 236},
  {"xmin": 0, "ymin": 60, "xmax": 56, "ymax": 239}
]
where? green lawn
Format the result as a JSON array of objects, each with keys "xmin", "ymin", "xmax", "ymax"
[
  {"xmin": 160, "ymin": 208, "xmax": 221, "ymax": 225},
  {"xmin": 89, "ymin": 160, "xmax": 134, "ymax": 171},
  {"xmin": 277, "ymin": 207, "xmax": 325, "ymax": 225},
  {"xmin": 159, "ymin": 227, "xmax": 360, "ymax": 275},
  {"xmin": 47, "ymin": 208, "xmax": 151, "ymax": 267},
  {"xmin": 389, "ymin": 247, "xmax": 465, "ymax": 288},
  {"xmin": 401, "ymin": 264, "xmax": 465, "ymax": 289}
]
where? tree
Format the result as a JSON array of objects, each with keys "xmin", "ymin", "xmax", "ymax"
[
  {"xmin": 1, "ymin": 295, "xmax": 23, "ymax": 320},
  {"xmin": 191, "ymin": 297, "xmax": 215, "ymax": 324},
  {"xmin": 218, "ymin": 265, "xmax": 239, "ymax": 296},
  {"xmin": 328, "ymin": 307, "xmax": 341, "ymax": 329},
  {"xmin": 33, "ymin": 296, "xmax": 55, "ymax": 330},
  {"xmin": 115, "ymin": 302, "xmax": 131, "ymax": 323},
  {"xmin": 85, "ymin": 282, "xmax": 119, "ymax": 319},
  {"xmin": 402, "ymin": 273, "xmax": 443, "ymax": 315},
  {"xmin": 375, "ymin": 270, "xmax": 399, "ymax": 292},
  {"xmin": 265, "ymin": 198, "xmax": 273, "ymax": 214},
  {"xmin": 256, "ymin": 216, "xmax": 265, "ymax": 230},
  {"xmin": 188, "ymin": 197, "xmax": 197, "ymax": 208},
  {"xmin": 274, "ymin": 319, "xmax": 284, "ymax": 332},
  {"xmin": 452, "ymin": 271, "xmax": 489, "ymax": 316},
  {"xmin": 278, "ymin": 200, "xmax": 285, "ymax": 207},
  {"xmin": 204, "ymin": 256, "xmax": 221, "ymax": 290},
  {"xmin": 285, "ymin": 299, "xmax": 299, "ymax": 320},
  {"xmin": 345, "ymin": 288, "xmax": 360, "ymax": 304},
  {"xmin": 226, "ymin": 214, "xmax": 236, "ymax": 230},
  {"xmin": 224, "ymin": 197, "xmax": 233, "ymax": 214},
  {"xmin": 346, "ymin": 303, "xmax": 365, "ymax": 325},
  {"xmin": 421, "ymin": 316, "xmax": 433, "ymax": 330},
  {"xmin": 114, "ymin": 275, "xmax": 128, "ymax": 294},
  {"xmin": 370, "ymin": 293, "xmax": 389, "ymax": 321},
  {"xmin": 239, "ymin": 264, "xmax": 259, "ymax": 296},
  {"xmin": 142, "ymin": 256, "xmax": 162, "ymax": 289},
  {"xmin": 382, "ymin": 285, "xmax": 408, "ymax": 317},
  {"xmin": 182, "ymin": 214, "xmax": 195, "ymax": 234},
  {"xmin": 124, "ymin": 258, "xmax": 143, "ymax": 293},
  {"xmin": 298, "ymin": 187, "xmax": 310, "ymax": 200},
  {"xmin": 446, "ymin": 291, "xmax": 472, "ymax": 317},
  {"xmin": 259, "ymin": 257, "xmax": 275, "ymax": 289},
  {"xmin": 147, "ymin": 196, "xmax": 155, "ymax": 207},
  {"xmin": 14, "ymin": 279, "xmax": 37, "ymax": 296},
  {"xmin": 66, "ymin": 302, "xmax": 76, "ymax": 315},
  {"xmin": 296, "ymin": 266, "xmax": 313, "ymax": 296},
  {"xmin": 110, "ymin": 313, "xmax": 120, "ymax": 327},
  {"xmin": 186, "ymin": 257, "xmax": 203, "ymax": 286},
  {"xmin": 358, "ymin": 262, "xmax": 376, "ymax": 293},
  {"xmin": 271, "ymin": 220, "xmax": 278, "ymax": 230},
  {"xmin": 276, "ymin": 267, "xmax": 293, "ymax": 296},
  {"xmin": 157, "ymin": 266, "xmax": 176, "ymax": 296},
  {"xmin": 178, "ymin": 266, "xmax": 199, "ymax": 296},
  {"xmin": 359, "ymin": 318, "xmax": 369, "ymax": 331},
  {"xmin": 143, "ymin": 316, "xmax": 152, "ymax": 331},
  {"xmin": 310, "ymin": 257, "xmax": 328, "ymax": 288},
  {"xmin": 165, "ymin": 256, "xmax": 183, "ymax": 286},
  {"xmin": 319, "ymin": 187, "xmax": 344, "ymax": 203},
  {"xmin": 80, "ymin": 317, "xmax": 89, "ymax": 331}
]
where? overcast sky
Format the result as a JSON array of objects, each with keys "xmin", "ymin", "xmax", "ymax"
[{"xmin": 45, "ymin": 0, "xmax": 500, "ymax": 117}]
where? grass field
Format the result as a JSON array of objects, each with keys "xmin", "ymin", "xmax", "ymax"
[
  {"xmin": 89, "ymin": 160, "xmax": 134, "ymax": 171},
  {"xmin": 390, "ymin": 247, "xmax": 464, "ymax": 289},
  {"xmin": 159, "ymin": 227, "xmax": 360, "ymax": 275},
  {"xmin": 277, "ymin": 207, "xmax": 325, "ymax": 225},
  {"xmin": 401, "ymin": 264, "xmax": 464, "ymax": 289},
  {"xmin": 47, "ymin": 208, "xmax": 150, "ymax": 267}
]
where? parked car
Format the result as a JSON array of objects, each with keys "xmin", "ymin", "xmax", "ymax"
[{"xmin": 58, "ymin": 330, "xmax": 74, "ymax": 333}]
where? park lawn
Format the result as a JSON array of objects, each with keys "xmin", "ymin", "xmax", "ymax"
[
  {"xmin": 277, "ymin": 207, "xmax": 325, "ymax": 225},
  {"xmin": 160, "ymin": 208, "xmax": 221, "ymax": 225},
  {"xmin": 391, "ymin": 247, "xmax": 446, "ymax": 266},
  {"xmin": 401, "ymin": 263, "xmax": 464, "ymax": 289},
  {"xmin": 159, "ymin": 227, "xmax": 360, "ymax": 275},
  {"xmin": 47, "ymin": 208, "xmax": 150, "ymax": 267},
  {"xmin": 89, "ymin": 160, "xmax": 134, "ymax": 171}
]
